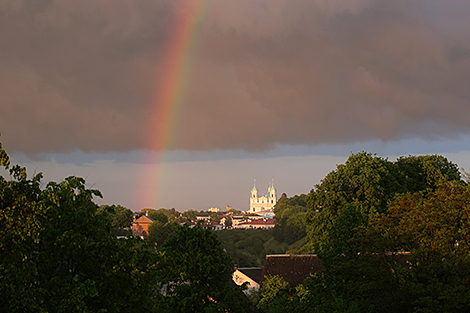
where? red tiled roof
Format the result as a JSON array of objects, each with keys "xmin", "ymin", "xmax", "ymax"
[
  {"xmin": 239, "ymin": 219, "xmax": 275, "ymax": 226},
  {"xmin": 262, "ymin": 255, "xmax": 323, "ymax": 288}
]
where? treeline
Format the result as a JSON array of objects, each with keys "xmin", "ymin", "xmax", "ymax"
[
  {"xmin": 0, "ymin": 143, "xmax": 251, "ymax": 312},
  {"xmin": 255, "ymin": 152, "xmax": 470, "ymax": 312}
]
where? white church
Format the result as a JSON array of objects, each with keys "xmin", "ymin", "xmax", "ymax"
[{"xmin": 250, "ymin": 180, "xmax": 277, "ymax": 213}]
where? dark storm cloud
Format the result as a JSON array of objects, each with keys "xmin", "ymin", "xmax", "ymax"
[{"xmin": 1, "ymin": 0, "xmax": 470, "ymax": 154}]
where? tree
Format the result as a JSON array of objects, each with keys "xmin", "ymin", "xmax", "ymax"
[
  {"xmin": 147, "ymin": 220, "xmax": 175, "ymax": 248},
  {"xmin": 253, "ymin": 275, "xmax": 292, "ymax": 313},
  {"xmin": 363, "ymin": 183, "xmax": 470, "ymax": 312},
  {"xmin": 303, "ymin": 152, "xmax": 461, "ymax": 253},
  {"xmin": 273, "ymin": 194, "xmax": 308, "ymax": 244},
  {"xmin": 210, "ymin": 212, "xmax": 220, "ymax": 223},
  {"xmin": 298, "ymin": 183, "xmax": 470, "ymax": 313},
  {"xmin": 228, "ymin": 208, "xmax": 242, "ymax": 215},
  {"xmin": 225, "ymin": 216, "xmax": 233, "ymax": 228},
  {"xmin": 182, "ymin": 209, "xmax": 198, "ymax": 221},
  {"xmin": 156, "ymin": 208, "xmax": 179, "ymax": 221},
  {"xmin": 0, "ymin": 144, "xmax": 163, "ymax": 312},
  {"xmin": 296, "ymin": 152, "xmax": 467, "ymax": 312},
  {"xmin": 149, "ymin": 211, "xmax": 168, "ymax": 224},
  {"xmin": 304, "ymin": 152, "xmax": 401, "ymax": 253},
  {"xmin": 300, "ymin": 204, "xmax": 399, "ymax": 312},
  {"xmin": 159, "ymin": 224, "xmax": 250, "ymax": 312},
  {"xmin": 140, "ymin": 208, "xmax": 180, "ymax": 222},
  {"xmin": 100, "ymin": 204, "xmax": 134, "ymax": 235},
  {"xmin": 395, "ymin": 154, "xmax": 461, "ymax": 193},
  {"xmin": 274, "ymin": 194, "xmax": 307, "ymax": 218}
]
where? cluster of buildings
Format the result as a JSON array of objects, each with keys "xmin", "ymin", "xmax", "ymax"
[
  {"xmin": 132, "ymin": 181, "xmax": 278, "ymax": 237},
  {"xmin": 132, "ymin": 210, "xmax": 276, "ymax": 237}
]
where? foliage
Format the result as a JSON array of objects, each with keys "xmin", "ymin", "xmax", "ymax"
[
  {"xmin": 395, "ymin": 154, "xmax": 462, "ymax": 193},
  {"xmin": 149, "ymin": 211, "xmax": 169, "ymax": 224},
  {"xmin": 159, "ymin": 224, "xmax": 251, "ymax": 312},
  {"xmin": 99, "ymin": 204, "xmax": 134, "ymax": 235},
  {"xmin": 303, "ymin": 151, "xmax": 461, "ymax": 253},
  {"xmin": 0, "ymin": 157, "xmax": 162, "ymax": 312},
  {"xmin": 0, "ymin": 140, "xmax": 9, "ymax": 169},
  {"xmin": 296, "ymin": 183, "xmax": 470, "ymax": 313},
  {"xmin": 141, "ymin": 207, "xmax": 179, "ymax": 221},
  {"xmin": 182, "ymin": 209, "xmax": 198, "ymax": 221},
  {"xmin": 1, "ymin": 142, "xmax": 257, "ymax": 312},
  {"xmin": 228, "ymin": 208, "xmax": 242, "ymax": 214},
  {"xmin": 224, "ymin": 216, "xmax": 233, "ymax": 228},
  {"xmin": 147, "ymin": 220, "xmax": 175, "ymax": 248},
  {"xmin": 209, "ymin": 212, "xmax": 220, "ymax": 223},
  {"xmin": 273, "ymin": 194, "xmax": 308, "ymax": 245},
  {"xmin": 253, "ymin": 275, "xmax": 292, "ymax": 313},
  {"xmin": 300, "ymin": 204, "xmax": 401, "ymax": 312},
  {"xmin": 365, "ymin": 183, "xmax": 470, "ymax": 312},
  {"xmin": 216, "ymin": 229, "xmax": 273, "ymax": 267}
]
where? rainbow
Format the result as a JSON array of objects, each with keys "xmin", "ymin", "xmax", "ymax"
[{"xmin": 141, "ymin": 0, "xmax": 207, "ymax": 210}]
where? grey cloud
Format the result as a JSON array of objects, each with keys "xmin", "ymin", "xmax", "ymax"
[{"xmin": 1, "ymin": 0, "xmax": 470, "ymax": 154}]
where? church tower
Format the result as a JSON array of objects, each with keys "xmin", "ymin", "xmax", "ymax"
[
  {"xmin": 250, "ymin": 180, "xmax": 277, "ymax": 213},
  {"xmin": 268, "ymin": 181, "xmax": 277, "ymax": 205},
  {"xmin": 251, "ymin": 180, "xmax": 258, "ymax": 199}
]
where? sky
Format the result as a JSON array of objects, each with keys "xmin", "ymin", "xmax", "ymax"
[{"xmin": 1, "ymin": 0, "xmax": 470, "ymax": 212}]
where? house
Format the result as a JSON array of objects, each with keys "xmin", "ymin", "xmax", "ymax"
[
  {"xmin": 233, "ymin": 267, "xmax": 263, "ymax": 295},
  {"xmin": 231, "ymin": 214, "xmax": 245, "ymax": 228},
  {"xmin": 196, "ymin": 213, "xmax": 211, "ymax": 221},
  {"xmin": 238, "ymin": 218, "xmax": 275, "ymax": 230},
  {"xmin": 132, "ymin": 213, "xmax": 154, "ymax": 238},
  {"xmin": 262, "ymin": 254, "xmax": 323, "ymax": 288},
  {"xmin": 200, "ymin": 221, "xmax": 224, "ymax": 231}
]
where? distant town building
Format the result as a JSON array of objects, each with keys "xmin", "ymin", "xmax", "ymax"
[
  {"xmin": 250, "ymin": 180, "xmax": 277, "ymax": 213},
  {"xmin": 208, "ymin": 207, "xmax": 221, "ymax": 213},
  {"xmin": 132, "ymin": 212, "xmax": 154, "ymax": 237},
  {"xmin": 196, "ymin": 213, "xmax": 211, "ymax": 221},
  {"xmin": 238, "ymin": 218, "xmax": 275, "ymax": 230}
]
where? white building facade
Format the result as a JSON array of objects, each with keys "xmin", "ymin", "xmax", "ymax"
[{"xmin": 250, "ymin": 181, "xmax": 277, "ymax": 213}]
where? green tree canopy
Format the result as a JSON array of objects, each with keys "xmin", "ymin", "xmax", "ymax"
[
  {"xmin": 210, "ymin": 212, "xmax": 220, "ymax": 223},
  {"xmin": 254, "ymin": 275, "xmax": 292, "ymax": 313},
  {"xmin": 182, "ymin": 209, "xmax": 198, "ymax": 221},
  {"xmin": 100, "ymin": 204, "xmax": 134, "ymax": 235},
  {"xmin": 273, "ymin": 194, "xmax": 308, "ymax": 245},
  {"xmin": 147, "ymin": 220, "xmax": 175, "ymax": 248},
  {"xmin": 303, "ymin": 151, "xmax": 462, "ymax": 253},
  {"xmin": 0, "ymin": 145, "xmax": 163, "ymax": 312},
  {"xmin": 395, "ymin": 154, "xmax": 461, "ymax": 193},
  {"xmin": 149, "ymin": 211, "xmax": 169, "ymax": 224},
  {"xmin": 225, "ymin": 216, "xmax": 233, "ymax": 228},
  {"xmin": 301, "ymin": 183, "xmax": 470, "ymax": 313},
  {"xmin": 365, "ymin": 182, "xmax": 470, "ymax": 312},
  {"xmin": 159, "ymin": 224, "xmax": 250, "ymax": 312},
  {"xmin": 228, "ymin": 208, "xmax": 242, "ymax": 214}
]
